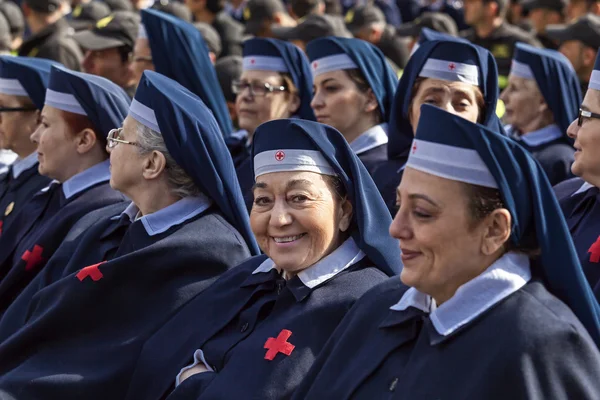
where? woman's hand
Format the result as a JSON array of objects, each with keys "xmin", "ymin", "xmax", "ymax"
[{"xmin": 179, "ymin": 363, "xmax": 211, "ymax": 383}]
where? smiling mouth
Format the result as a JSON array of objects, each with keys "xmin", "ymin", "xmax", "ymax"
[{"xmin": 272, "ymin": 233, "xmax": 306, "ymax": 243}]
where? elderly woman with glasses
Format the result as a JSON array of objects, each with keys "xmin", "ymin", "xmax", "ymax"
[
  {"xmin": 0, "ymin": 57, "xmax": 59, "ymax": 232},
  {"xmin": 294, "ymin": 105, "xmax": 600, "ymax": 399},
  {"xmin": 0, "ymin": 71, "xmax": 258, "ymax": 399},
  {"xmin": 555, "ymin": 52, "xmax": 600, "ymax": 301},
  {"xmin": 231, "ymin": 37, "xmax": 315, "ymax": 210},
  {"xmin": 0, "ymin": 66, "xmax": 129, "ymax": 313},
  {"xmin": 120, "ymin": 118, "xmax": 401, "ymax": 400}
]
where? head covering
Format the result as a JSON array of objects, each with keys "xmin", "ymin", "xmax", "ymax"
[
  {"xmin": 388, "ymin": 39, "xmax": 502, "ymax": 162},
  {"xmin": 150, "ymin": 0, "xmax": 192, "ymax": 21},
  {"xmin": 141, "ymin": 9, "xmax": 233, "ymax": 137},
  {"xmin": 408, "ymin": 104, "xmax": 600, "ymax": 345},
  {"xmin": 0, "ymin": 56, "xmax": 62, "ymax": 110},
  {"xmin": 45, "ymin": 66, "xmax": 131, "ymax": 140},
  {"xmin": 510, "ymin": 42, "xmax": 581, "ymax": 137},
  {"xmin": 243, "ymin": 38, "xmax": 315, "ymax": 121},
  {"xmin": 130, "ymin": 71, "xmax": 259, "ymax": 255},
  {"xmin": 306, "ymin": 37, "xmax": 398, "ymax": 123},
  {"xmin": 69, "ymin": 1, "xmax": 112, "ymax": 31},
  {"xmin": 272, "ymin": 14, "xmax": 352, "ymax": 42},
  {"xmin": 73, "ymin": 11, "xmax": 140, "ymax": 51},
  {"xmin": 252, "ymin": 118, "xmax": 402, "ymax": 276},
  {"xmin": 216, "ymin": 55, "xmax": 242, "ymax": 103},
  {"xmin": 588, "ymin": 51, "xmax": 600, "ymax": 92},
  {"xmin": 396, "ymin": 12, "xmax": 459, "ymax": 38}
]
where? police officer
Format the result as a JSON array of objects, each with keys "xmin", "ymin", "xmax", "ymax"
[
  {"xmin": 346, "ymin": 5, "xmax": 410, "ymax": 70},
  {"xmin": 19, "ymin": 0, "xmax": 83, "ymax": 70},
  {"xmin": 523, "ymin": 0, "xmax": 567, "ymax": 48},
  {"xmin": 461, "ymin": 0, "xmax": 541, "ymax": 89},
  {"xmin": 73, "ymin": 11, "xmax": 140, "ymax": 98},
  {"xmin": 546, "ymin": 14, "xmax": 600, "ymax": 93}
]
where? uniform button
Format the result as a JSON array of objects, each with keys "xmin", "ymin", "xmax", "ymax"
[
  {"xmin": 389, "ymin": 377, "xmax": 398, "ymax": 392},
  {"xmin": 240, "ymin": 322, "xmax": 249, "ymax": 332}
]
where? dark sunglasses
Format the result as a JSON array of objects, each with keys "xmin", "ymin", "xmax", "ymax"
[{"xmin": 578, "ymin": 108, "xmax": 600, "ymax": 127}]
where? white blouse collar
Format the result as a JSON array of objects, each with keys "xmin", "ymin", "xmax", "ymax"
[
  {"xmin": 252, "ymin": 237, "xmax": 366, "ymax": 289},
  {"xmin": 390, "ymin": 252, "xmax": 532, "ymax": 336}
]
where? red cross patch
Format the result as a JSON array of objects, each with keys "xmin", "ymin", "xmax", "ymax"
[
  {"xmin": 448, "ymin": 63, "xmax": 456, "ymax": 71},
  {"xmin": 264, "ymin": 329, "xmax": 295, "ymax": 360},
  {"xmin": 275, "ymin": 151, "xmax": 285, "ymax": 161},
  {"xmin": 76, "ymin": 261, "xmax": 106, "ymax": 282},
  {"xmin": 588, "ymin": 236, "xmax": 600, "ymax": 263},
  {"xmin": 250, "ymin": 58, "xmax": 256, "ymax": 65},
  {"xmin": 312, "ymin": 61, "xmax": 318, "ymax": 69},
  {"xmin": 22, "ymin": 245, "xmax": 44, "ymax": 271}
]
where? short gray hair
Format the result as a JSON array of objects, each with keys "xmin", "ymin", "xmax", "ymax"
[{"xmin": 135, "ymin": 122, "xmax": 201, "ymax": 199}]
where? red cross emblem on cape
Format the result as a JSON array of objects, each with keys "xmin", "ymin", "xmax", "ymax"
[
  {"xmin": 22, "ymin": 245, "xmax": 44, "ymax": 271},
  {"xmin": 264, "ymin": 329, "xmax": 295, "ymax": 360},
  {"xmin": 0, "ymin": 220, "xmax": 3, "ymax": 236},
  {"xmin": 76, "ymin": 261, "xmax": 106, "ymax": 282},
  {"xmin": 588, "ymin": 236, "xmax": 600, "ymax": 263},
  {"xmin": 275, "ymin": 151, "xmax": 285, "ymax": 161},
  {"xmin": 448, "ymin": 63, "xmax": 456, "ymax": 71}
]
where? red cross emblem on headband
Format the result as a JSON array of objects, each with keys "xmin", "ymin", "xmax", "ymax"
[
  {"xmin": 76, "ymin": 261, "xmax": 106, "ymax": 282},
  {"xmin": 250, "ymin": 58, "xmax": 256, "ymax": 65},
  {"xmin": 312, "ymin": 61, "xmax": 318, "ymax": 69},
  {"xmin": 275, "ymin": 151, "xmax": 285, "ymax": 161},
  {"xmin": 22, "ymin": 245, "xmax": 44, "ymax": 271},
  {"xmin": 588, "ymin": 236, "xmax": 600, "ymax": 263},
  {"xmin": 448, "ymin": 63, "xmax": 456, "ymax": 71},
  {"xmin": 264, "ymin": 329, "xmax": 295, "ymax": 360},
  {"xmin": 412, "ymin": 142, "xmax": 417, "ymax": 154}
]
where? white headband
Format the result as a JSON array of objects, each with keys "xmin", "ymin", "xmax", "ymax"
[
  {"xmin": 418, "ymin": 58, "xmax": 479, "ymax": 86},
  {"xmin": 0, "ymin": 78, "xmax": 28, "ymax": 97},
  {"xmin": 406, "ymin": 139, "xmax": 498, "ymax": 189},
  {"xmin": 590, "ymin": 70, "xmax": 600, "ymax": 91},
  {"xmin": 44, "ymin": 89, "xmax": 87, "ymax": 116},
  {"xmin": 310, "ymin": 53, "xmax": 358, "ymax": 77},
  {"xmin": 243, "ymin": 56, "xmax": 288, "ymax": 73},
  {"xmin": 509, "ymin": 60, "xmax": 535, "ymax": 80},
  {"xmin": 128, "ymin": 98, "xmax": 161, "ymax": 133},
  {"xmin": 254, "ymin": 149, "xmax": 337, "ymax": 178}
]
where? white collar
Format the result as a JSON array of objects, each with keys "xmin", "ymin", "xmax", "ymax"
[
  {"xmin": 349, "ymin": 123, "xmax": 388, "ymax": 155},
  {"xmin": 11, "ymin": 152, "xmax": 38, "ymax": 179},
  {"xmin": 62, "ymin": 159, "xmax": 111, "ymax": 199},
  {"xmin": 572, "ymin": 181, "xmax": 596, "ymax": 197},
  {"xmin": 390, "ymin": 252, "xmax": 531, "ymax": 336},
  {"xmin": 111, "ymin": 194, "xmax": 213, "ymax": 236},
  {"xmin": 252, "ymin": 237, "xmax": 366, "ymax": 289},
  {"xmin": 517, "ymin": 124, "xmax": 563, "ymax": 147}
]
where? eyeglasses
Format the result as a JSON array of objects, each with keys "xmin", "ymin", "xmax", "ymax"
[
  {"xmin": 107, "ymin": 128, "xmax": 139, "ymax": 148},
  {"xmin": 231, "ymin": 80, "xmax": 287, "ymax": 97},
  {"xmin": 578, "ymin": 108, "xmax": 600, "ymax": 127},
  {"xmin": 132, "ymin": 56, "xmax": 153, "ymax": 63},
  {"xmin": 0, "ymin": 106, "xmax": 37, "ymax": 112}
]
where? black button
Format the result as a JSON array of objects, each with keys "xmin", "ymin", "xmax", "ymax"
[
  {"xmin": 389, "ymin": 377, "xmax": 398, "ymax": 392},
  {"xmin": 240, "ymin": 322, "xmax": 249, "ymax": 333}
]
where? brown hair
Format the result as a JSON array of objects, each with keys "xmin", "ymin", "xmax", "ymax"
[
  {"xmin": 60, "ymin": 110, "xmax": 107, "ymax": 151},
  {"xmin": 464, "ymin": 183, "xmax": 540, "ymax": 257},
  {"xmin": 409, "ymin": 77, "xmax": 486, "ymax": 124},
  {"xmin": 344, "ymin": 68, "xmax": 383, "ymax": 124}
]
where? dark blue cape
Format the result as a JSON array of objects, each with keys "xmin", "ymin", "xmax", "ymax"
[{"xmin": 0, "ymin": 207, "xmax": 252, "ymax": 399}]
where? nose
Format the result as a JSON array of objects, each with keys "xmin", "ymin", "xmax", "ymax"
[
  {"xmin": 389, "ymin": 206, "xmax": 413, "ymax": 241},
  {"xmin": 269, "ymin": 198, "xmax": 293, "ymax": 228},
  {"xmin": 310, "ymin": 89, "xmax": 324, "ymax": 110},
  {"xmin": 499, "ymin": 88, "xmax": 508, "ymax": 104},
  {"xmin": 566, "ymin": 118, "xmax": 579, "ymax": 140},
  {"xmin": 30, "ymin": 124, "xmax": 41, "ymax": 145}
]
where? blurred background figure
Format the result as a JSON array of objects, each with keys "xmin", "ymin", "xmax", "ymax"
[
  {"xmin": 185, "ymin": 0, "xmax": 244, "ymax": 56},
  {"xmin": 0, "ymin": 1, "xmax": 26, "ymax": 51},
  {"xmin": 566, "ymin": 0, "xmax": 600, "ymax": 20},
  {"xmin": 19, "ymin": 0, "xmax": 83, "ymax": 70},
  {"xmin": 271, "ymin": 12, "xmax": 351, "ymax": 52},
  {"xmin": 151, "ymin": 0, "xmax": 193, "ymax": 21},
  {"xmin": 546, "ymin": 14, "xmax": 600, "ymax": 93},
  {"xmin": 68, "ymin": 1, "xmax": 111, "ymax": 31},
  {"xmin": 242, "ymin": 0, "xmax": 296, "ymax": 38},
  {"xmin": 347, "ymin": 5, "xmax": 410, "ymax": 71},
  {"xmin": 461, "ymin": 0, "xmax": 540, "ymax": 89},
  {"xmin": 74, "ymin": 11, "xmax": 140, "ymax": 98},
  {"xmin": 194, "ymin": 21, "xmax": 222, "ymax": 62},
  {"xmin": 215, "ymin": 55, "xmax": 242, "ymax": 128},
  {"xmin": 523, "ymin": 0, "xmax": 567, "ymax": 48}
]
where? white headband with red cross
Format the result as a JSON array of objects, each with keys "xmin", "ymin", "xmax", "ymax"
[
  {"xmin": 310, "ymin": 54, "xmax": 358, "ymax": 77},
  {"xmin": 243, "ymin": 56, "xmax": 288, "ymax": 73},
  {"xmin": 254, "ymin": 149, "xmax": 336, "ymax": 178},
  {"xmin": 419, "ymin": 58, "xmax": 479, "ymax": 86}
]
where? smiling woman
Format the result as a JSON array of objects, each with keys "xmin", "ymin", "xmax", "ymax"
[{"xmin": 121, "ymin": 118, "xmax": 401, "ymax": 400}]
